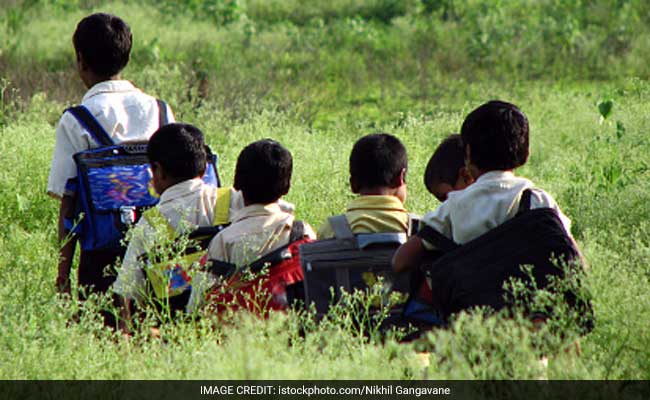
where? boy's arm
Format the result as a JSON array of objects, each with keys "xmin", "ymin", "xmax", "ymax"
[
  {"xmin": 56, "ymin": 195, "xmax": 77, "ymax": 294},
  {"xmin": 392, "ymin": 235, "xmax": 427, "ymax": 273}
]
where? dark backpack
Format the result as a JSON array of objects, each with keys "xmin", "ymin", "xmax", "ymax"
[
  {"xmin": 418, "ymin": 189, "xmax": 594, "ymax": 332},
  {"xmin": 299, "ymin": 215, "xmax": 416, "ymax": 317},
  {"xmin": 64, "ymin": 101, "xmax": 220, "ymax": 252}
]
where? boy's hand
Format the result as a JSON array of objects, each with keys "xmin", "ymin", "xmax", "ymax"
[{"xmin": 57, "ymin": 196, "xmax": 77, "ymax": 296}]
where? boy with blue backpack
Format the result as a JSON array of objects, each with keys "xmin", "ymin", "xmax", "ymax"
[{"xmin": 47, "ymin": 13, "xmax": 174, "ymax": 298}]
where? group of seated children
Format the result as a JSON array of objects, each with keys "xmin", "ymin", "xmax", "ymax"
[{"xmin": 49, "ymin": 13, "xmax": 577, "ymax": 328}]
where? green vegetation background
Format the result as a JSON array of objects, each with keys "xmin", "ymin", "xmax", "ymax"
[{"xmin": 0, "ymin": 0, "xmax": 649, "ymax": 379}]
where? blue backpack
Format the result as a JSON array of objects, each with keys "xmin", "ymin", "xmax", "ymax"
[{"xmin": 64, "ymin": 100, "xmax": 220, "ymax": 252}]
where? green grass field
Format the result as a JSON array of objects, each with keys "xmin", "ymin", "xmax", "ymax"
[{"xmin": 1, "ymin": 0, "xmax": 649, "ymax": 379}]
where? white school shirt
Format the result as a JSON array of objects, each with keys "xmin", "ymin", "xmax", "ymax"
[
  {"xmin": 421, "ymin": 171, "xmax": 572, "ymax": 248},
  {"xmin": 112, "ymin": 179, "xmax": 244, "ymax": 301},
  {"xmin": 47, "ymin": 80, "xmax": 174, "ymax": 198},
  {"xmin": 207, "ymin": 202, "xmax": 316, "ymax": 267}
]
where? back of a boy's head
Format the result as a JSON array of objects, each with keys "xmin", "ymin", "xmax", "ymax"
[
  {"xmin": 73, "ymin": 13, "xmax": 132, "ymax": 78},
  {"xmin": 147, "ymin": 123, "xmax": 207, "ymax": 180},
  {"xmin": 349, "ymin": 133, "xmax": 407, "ymax": 191},
  {"xmin": 424, "ymin": 134, "xmax": 464, "ymax": 193},
  {"xmin": 234, "ymin": 139, "xmax": 292, "ymax": 204},
  {"xmin": 461, "ymin": 100, "xmax": 529, "ymax": 171}
]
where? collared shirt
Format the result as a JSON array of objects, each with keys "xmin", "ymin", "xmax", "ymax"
[
  {"xmin": 317, "ymin": 195, "xmax": 410, "ymax": 239},
  {"xmin": 112, "ymin": 179, "xmax": 243, "ymax": 301},
  {"xmin": 421, "ymin": 171, "xmax": 572, "ymax": 248},
  {"xmin": 207, "ymin": 203, "xmax": 316, "ymax": 267},
  {"xmin": 47, "ymin": 80, "xmax": 174, "ymax": 198}
]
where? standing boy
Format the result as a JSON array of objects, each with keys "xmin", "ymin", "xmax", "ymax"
[{"xmin": 47, "ymin": 13, "xmax": 174, "ymax": 296}]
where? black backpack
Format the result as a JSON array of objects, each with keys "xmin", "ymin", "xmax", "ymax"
[
  {"xmin": 418, "ymin": 189, "xmax": 594, "ymax": 332},
  {"xmin": 299, "ymin": 215, "xmax": 417, "ymax": 317}
]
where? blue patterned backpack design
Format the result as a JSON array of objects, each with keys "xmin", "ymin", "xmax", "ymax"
[{"xmin": 64, "ymin": 100, "xmax": 220, "ymax": 252}]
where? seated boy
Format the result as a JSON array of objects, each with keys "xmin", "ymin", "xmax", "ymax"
[
  {"xmin": 393, "ymin": 100, "xmax": 573, "ymax": 273},
  {"xmin": 112, "ymin": 123, "xmax": 241, "ymax": 323},
  {"xmin": 188, "ymin": 140, "xmax": 315, "ymax": 312},
  {"xmin": 424, "ymin": 134, "xmax": 474, "ymax": 202},
  {"xmin": 47, "ymin": 13, "xmax": 175, "ymax": 297},
  {"xmin": 317, "ymin": 133, "xmax": 410, "ymax": 238}
]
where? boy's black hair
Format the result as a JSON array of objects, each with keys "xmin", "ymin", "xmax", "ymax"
[
  {"xmin": 234, "ymin": 139, "xmax": 292, "ymax": 204},
  {"xmin": 147, "ymin": 123, "xmax": 207, "ymax": 180},
  {"xmin": 424, "ymin": 134, "xmax": 464, "ymax": 193},
  {"xmin": 349, "ymin": 133, "xmax": 407, "ymax": 191},
  {"xmin": 73, "ymin": 13, "xmax": 132, "ymax": 78},
  {"xmin": 461, "ymin": 100, "xmax": 529, "ymax": 171}
]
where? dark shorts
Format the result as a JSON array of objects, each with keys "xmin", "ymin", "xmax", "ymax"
[
  {"xmin": 77, "ymin": 247, "xmax": 125, "ymax": 329},
  {"xmin": 77, "ymin": 248, "xmax": 125, "ymax": 298}
]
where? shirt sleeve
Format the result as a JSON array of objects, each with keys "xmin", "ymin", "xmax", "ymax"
[
  {"xmin": 419, "ymin": 201, "xmax": 453, "ymax": 250},
  {"xmin": 302, "ymin": 222, "xmax": 317, "ymax": 240},
  {"xmin": 529, "ymin": 189, "xmax": 573, "ymax": 236},
  {"xmin": 165, "ymin": 103, "xmax": 176, "ymax": 123},
  {"xmin": 112, "ymin": 219, "xmax": 150, "ymax": 301},
  {"xmin": 228, "ymin": 189, "xmax": 245, "ymax": 219},
  {"xmin": 47, "ymin": 113, "xmax": 89, "ymax": 198},
  {"xmin": 277, "ymin": 199, "xmax": 295, "ymax": 214},
  {"xmin": 206, "ymin": 231, "xmax": 229, "ymax": 263}
]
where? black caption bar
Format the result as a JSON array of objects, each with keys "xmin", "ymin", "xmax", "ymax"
[{"xmin": 1, "ymin": 380, "xmax": 648, "ymax": 400}]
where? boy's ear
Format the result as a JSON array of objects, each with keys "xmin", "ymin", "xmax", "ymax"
[
  {"xmin": 76, "ymin": 52, "xmax": 86, "ymax": 70},
  {"xmin": 459, "ymin": 166, "xmax": 475, "ymax": 186},
  {"xmin": 151, "ymin": 161, "xmax": 166, "ymax": 180},
  {"xmin": 464, "ymin": 144, "xmax": 471, "ymax": 167},
  {"xmin": 398, "ymin": 168, "xmax": 407, "ymax": 186},
  {"xmin": 389, "ymin": 168, "xmax": 407, "ymax": 188},
  {"xmin": 349, "ymin": 176, "xmax": 360, "ymax": 194}
]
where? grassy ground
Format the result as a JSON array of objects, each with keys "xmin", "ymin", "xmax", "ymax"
[{"xmin": 0, "ymin": 0, "xmax": 649, "ymax": 379}]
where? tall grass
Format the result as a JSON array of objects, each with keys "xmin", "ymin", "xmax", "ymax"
[{"xmin": 0, "ymin": 0, "xmax": 649, "ymax": 379}]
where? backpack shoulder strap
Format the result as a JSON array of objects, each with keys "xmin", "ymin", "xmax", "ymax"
[
  {"xmin": 142, "ymin": 207, "xmax": 176, "ymax": 240},
  {"xmin": 517, "ymin": 188, "xmax": 533, "ymax": 216},
  {"xmin": 208, "ymin": 259, "xmax": 238, "ymax": 280},
  {"xmin": 408, "ymin": 213, "xmax": 421, "ymax": 236},
  {"xmin": 328, "ymin": 214, "xmax": 354, "ymax": 240},
  {"xmin": 157, "ymin": 99, "xmax": 169, "ymax": 127},
  {"xmin": 66, "ymin": 105, "xmax": 114, "ymax": 147},
  {"xmin": 245, "ymin": 220, "xmax": 305, "ymax": 274},
  {"xmin": 417, "ymin": 225, "xmax": 459, "ymax": 253},
  {"xmin": 213, "ymin": 187, "xmax": 232, "ymax": 226},
  {"xmin": 289, "ymin": 220, "xmax": 305, "ymax": 243}
]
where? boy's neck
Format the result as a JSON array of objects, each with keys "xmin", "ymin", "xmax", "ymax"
[
  {"xmin": 358, "ymin": 187, "xmax": 394, "ymax": 196},
  {"xmin": 156, "ymin": 177, "xmax": 191, "ymax": 196},
  {"xmin": 243, "ymin": 199, "xmax": 279, "ymax": 207},
  {"xmin": 472, "ymin": 168, "xmax": 515, "ymax": 180},
  {"xmin": 83, "ymin": 73, "xmax": 121, "ymax": 89}
]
